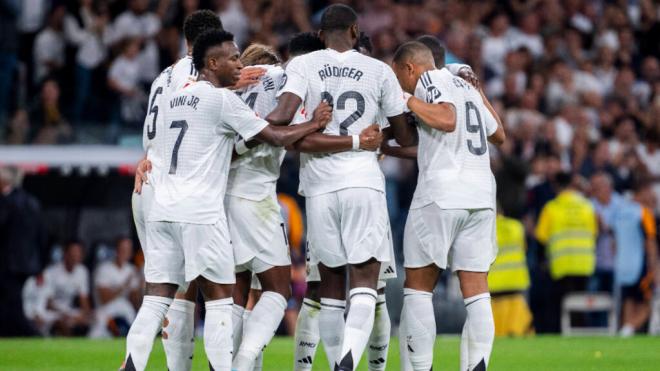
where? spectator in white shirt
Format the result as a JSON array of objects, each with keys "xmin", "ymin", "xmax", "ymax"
[
  {"xmin": 107, "ymin": 37, "xmax": 146, "ymax": 127},
  {"xmin": 64, "ymin": 0, "xmax": 110, "ymax": 124},
  {"xmin": 17, "ymin": 0, "xmax": 49, "ymax": 92},
  {"xmin": 510, "ymin": 12, "xmax": 544, "ymax": 58},
  {"xmin": 481, "ymin": 11, "xmax": 513, "ymax": 77},
  {"xmin": 90, "ymin": 237, "xmax": 141, "ymax": 338},
  {"xmin": 107, "ymin": 0, "xmax": 162, "ymax": 84},
  {"xmin": 44, "ymin": 241, "xmax": 92, "ymax": 336},
  {"xmin": 22, "ymin": 272, "xmax": 57, "ymax": 335},
  {"xmin": 33, "ymin": 4, "xmax": 66, "ymax": 85}
]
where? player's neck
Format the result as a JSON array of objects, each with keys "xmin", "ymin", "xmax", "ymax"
[
  {"xmin": 198, "ymin": 71, "xmax": 223, "ymax": 88},
  {"xmin": 324, "ymin": 35, "xmax": 354, "ymax": 53}
]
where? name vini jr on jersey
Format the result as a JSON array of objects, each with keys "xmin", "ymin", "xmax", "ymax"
[
  {"xmin": 318, "ymin": 64, "xmax": 364, "ymax": 82},
  {"xmin": 170, "ymin": 95, "xmax": 200, "ymax": 110}
]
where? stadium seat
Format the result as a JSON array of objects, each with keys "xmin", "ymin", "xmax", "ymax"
[{"xmin": 561, "ymin": 292, "xmax": 616, "ymax": 336}]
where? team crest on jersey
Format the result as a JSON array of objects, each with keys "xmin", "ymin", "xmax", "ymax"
[
  {"xmin": 278, "ymin": 73, "xmax": 287, "ymax": 91},
  {"xmin": 420, "ymin": 71, "xmax": 441, "ymax": 103},
  {"xmin": 425, "ymin": 85, "xmax": 441, "ymax": 103}
]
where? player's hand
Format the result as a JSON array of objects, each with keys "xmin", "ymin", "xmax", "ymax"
[
  {"xmin": 233, "ymin": 67, "xmax": 266, "ymax": 89},
  {"xmin": 458, "ymin": 66, "xmax": 480, "ymax": 90},
  {"xmin": 378, "ymin": 140, "xmax": 391, "ymax": 160},
  {"xmin": 359, "ymin": 124, "xmax": 383, "ymax": 151},
  {"xmin": 134, "ymin": 159, "xmax": 152, "ymax": 194},
  {"xmin": 311, "ymin": 101, "xmax": 333, "ymax": 129}
]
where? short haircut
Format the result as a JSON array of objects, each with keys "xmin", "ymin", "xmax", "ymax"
[
  {"xmin": 392, "ymin": 41, "xmax": 434, "ymax": 66},
  {"xmin": 320, "ymin": 4, "xmax": 358, "ymax": 32},
  {"xmin": 241, "ymin": 43, "xmax": 280, "ymax": 66},
  {"xmin": 64, "ymin": 239, "xmax": 83, "ymax": 251},
  {"xmin": 183, "ymin": 10, "xmax": 223, "ymax": 44},
  {"xmin": 192, "ymin": 29, "xmax": 235, "ymax": 71},
  {"xmin": 555, "ymin": 171, "xmax": 573, "ymax": 189},
  {"xmin": 416, "ymin": 35, "xmax": 445, "ymax": 67},
  {"xmin": 288, "ymin": 32, "xmax": 324, "ymax": 57},
  {"xmin": 355, "ymin": 32, "xmax": 373, "ymax": 54}
]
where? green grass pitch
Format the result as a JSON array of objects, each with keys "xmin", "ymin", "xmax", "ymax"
[{"xmin": 1, "ymin": 336, "xmax": 659, "ymax": 370}]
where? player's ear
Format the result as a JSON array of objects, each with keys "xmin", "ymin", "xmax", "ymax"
[
  {"xmin": 350, "ymin": 24, "xmax": 358, "ymax": 40},
  {"xmin": 318, "ymin": 29, "xmax": 325, "ymax": 44},
  {"xmin": 406, "ymin": 62, "xmax": 415, "ymax": 76}
]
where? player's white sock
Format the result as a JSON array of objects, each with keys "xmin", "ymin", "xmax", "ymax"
[
  {"xmin": 253, "ymin": 350, "xmax": 263, "ymax": 371},
  {"xmin": 319, "ymin": 298, "xmax": 346, "ymax": 370},
  {"xmin": 367, "ymin": 294, "xmax": 390, "ymax": 371},
  {"xmin": 398, "ymin": 309, "xmax": 413, "ymax": 371},
  {"xmin": 240, "ymin": 309, "xmax": 264, "ymax": 370},
  {"xmin": 460, "ymin": 321, "xmax": 469, "ymax": 371},
  {"xmin": 294, "ymin": 298, "xmax": 321, "ymax": 371},
  {"xmin": 336, "ymin": 287, "xmax": 377, "ymax": 370},
  {"xmin": 401, "ymin": 288, "xmax": 435, "ymax": 371},
  {"xmin": 463, "ymin": 293, "xmax": 494, "ymax": 371},
  {"xmin": 233, "ymin": 292, "xmax": 287, "ymax": 371},
  {"xmin": 203, "ymin": 298, "xmax": 233, "ymax": 371},
  {"xmin": 162, "ymin": 299, "xmax": 195, "ymax": 371},
  {"xmin": 231, "ymin": 304, "xmax": 245, "ymax": 358},
  {"xmin": 123, "ymin": 295, "xmax": 172, "ymax": 371}
]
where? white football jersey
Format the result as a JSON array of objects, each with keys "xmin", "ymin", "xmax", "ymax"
[
  {"xmin": 148, "ymin": 81, "xmax": 268, "ymax": 224},
  {"xmin": 227, "ymin": 65, "xmax": 287, "ymax": 201},
  {"xmin": 142, "ymin": 56, "xmax": 197, "ymax": 186},
  {"xmin": 410, "ymin": 68, "xmax": 498, "ymax": 210},
  {"xmin": 279, "ymin": 48, "xmax": 405, "ymax": 196}
]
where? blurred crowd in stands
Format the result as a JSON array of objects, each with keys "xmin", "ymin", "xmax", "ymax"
[{"xmin": 1, "ymin": 0, "xmax": 660, "ymax": 337}]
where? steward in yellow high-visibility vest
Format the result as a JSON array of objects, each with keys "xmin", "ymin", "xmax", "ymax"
[
  {"xmin": 489, "ymin": 214, "xmax": 533, "ymax": 336},
  {"xmin": 534, "ymin": 172, "xmax": 598, "ymax": 332},
  {"xmin": 535, "ymin": 189, "xmax": 598, "ymax": 281}
]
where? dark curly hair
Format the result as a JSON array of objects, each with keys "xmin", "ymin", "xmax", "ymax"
[
  {"xmin": 183, "ymin": 10, "xmax": 223, "ymax": 44},
  {"xmin": 320, "ymin": 4, "xmax": 358, "ymax": 32},
  {"xmin": 287, "ymin": 32, "xmax": 324, "ymax": 58},
  {"xmin": 192, "ymin": 29, "xmax": 235, "ymax": 72}
]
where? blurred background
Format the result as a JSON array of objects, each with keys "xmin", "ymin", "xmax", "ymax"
[{"xmin": 0, "ymin": 0, "xmax": 659, "ymax": 340}]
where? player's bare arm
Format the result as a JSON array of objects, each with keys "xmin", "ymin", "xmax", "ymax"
[
  {"xmin": 407, "ymin": 96, "xmax": 457, "ymax": 132},
  {"xmin": 292, "ymin": 123, "xmax": 383, "ymax": 153},
  {"xmin": 232, "ymin": 66, "xmax": 267, "ymax": 90},
  {"xmin": 479, "ymin": 88, "xmax": 506, "ymax": 146},
  {"xmin": 265, "ymin": 92, "xmax": 303, "ymax": 126},
  {"xmin": 254, "ymin": 101, "xmax": 332, "ymax": 147},
  {"xmin": 387, "ymin": 113, "xmax": 417, "ymax": 146},
  {"xmin": 133, "ymin": 157, "xmax": 152, "ymax": 194},
  {"xmin": 379, "ymin": 127, "xmax": 417, "ymax": 159}
]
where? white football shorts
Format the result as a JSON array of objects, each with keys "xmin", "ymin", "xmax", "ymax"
[
  {"xmin": 131, "ymin": 181, "xmax": 154, "ymax": 251},
  {"xmin": 403, "ymin": 204, "xmax": 496, "ymax": 272},
  {"xmin": 306, "ymin": 188, "xmax": 392, "ymax": 268},
  {"xmin": 145, "ymin": 219, "xmax": 235, "ymax": 287},
  {"xmin": 225, "ymin": 194, "xmax": 291, "ymax": 269},
  {"xmin": 305, "ymin": 233, "xmax": 397, "ymax": 284}
]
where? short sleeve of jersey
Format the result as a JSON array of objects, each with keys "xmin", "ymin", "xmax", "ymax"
[
  {"xmin": 415, "ymin": 70, "xmax": 455, "ymax": 105},
  {"xmin": 219, "ymin": 89, "xmax": 269, "ymax": 140},
  {"xmin": 278, "ymin": 55, "xmax": 307, "ymax": 100},
  {"xmin": 379, "ymin": 64, "xmax": 405, "ymax": 118}
]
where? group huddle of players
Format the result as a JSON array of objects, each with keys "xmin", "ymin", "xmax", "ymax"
[{"xmin": 121, "ymin": 3, "xmax": 505, "ymax": 371}]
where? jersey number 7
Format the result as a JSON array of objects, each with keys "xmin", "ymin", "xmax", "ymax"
[{"xmin": 168, "ymin": 120, "xmax": 188, "ymax": 174}]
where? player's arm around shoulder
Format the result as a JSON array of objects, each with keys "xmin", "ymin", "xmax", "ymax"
[
  {"xmin": 479, "ymin": 88, "xmax": 506, "ymax": 146},
  {"xmin": 405, "ymin": 71, "xmax": 457, "ymax": 132},
  {"xmin": 256, "ymin": 101, "xmax": 332, "ymax": 147},
  {"xmin": 406, "ymin": 95, "xmax": 456, "ymax": 132}
]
